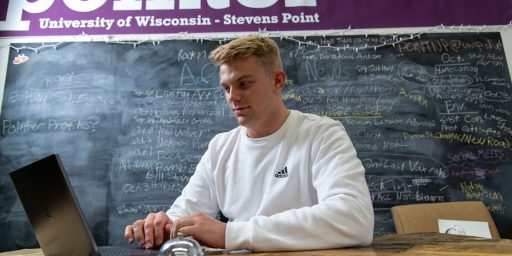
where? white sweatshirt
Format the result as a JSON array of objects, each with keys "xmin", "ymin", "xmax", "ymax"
[{"xmin": 167, "ymin": 110, "xmax": 374, "ymax": 251}]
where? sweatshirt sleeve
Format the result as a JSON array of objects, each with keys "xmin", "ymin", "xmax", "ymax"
[
  {"xmin": 225, "ymin": 121, "xmax": 374, "ymax": 251},
  {"xmin": 166, "ymin": 149, "xmax": 219, "ymax": 221}
]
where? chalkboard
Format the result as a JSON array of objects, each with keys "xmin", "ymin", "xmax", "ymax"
[{"xmin": 1, "ymin": 32, "xmax": 511, "ymax": 251}]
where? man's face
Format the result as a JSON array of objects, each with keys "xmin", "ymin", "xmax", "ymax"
[{"xmin": 219, "ymin": 55, "xmax": 282, "ymax": 135}]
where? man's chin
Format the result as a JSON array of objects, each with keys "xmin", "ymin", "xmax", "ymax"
[{"xmin": 236, "ymin": 116, "xmax": 248, "ymax": 126}]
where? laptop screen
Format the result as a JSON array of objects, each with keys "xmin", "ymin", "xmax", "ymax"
[{"xmin": 9, "ymin": 154, "xmax": 101, "ymax": 256}]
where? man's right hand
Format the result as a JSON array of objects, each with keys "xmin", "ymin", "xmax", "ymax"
[{"xmin": 124, "ymin": 211, "xmax": 173, "ymax": 249}]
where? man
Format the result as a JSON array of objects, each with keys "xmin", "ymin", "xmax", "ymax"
[{"xmin": 125, "ymin": 34, "xmax": 374, "ymax": 251}]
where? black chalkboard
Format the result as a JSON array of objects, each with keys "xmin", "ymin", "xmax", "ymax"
[{"xmin": 1, "ymin": 33, "xmax": 511, "ymax": 251}]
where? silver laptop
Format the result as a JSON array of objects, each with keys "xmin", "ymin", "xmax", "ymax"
[{"xmin": 9, "ymin": 154, "xmax": 158, "ymax": 256}]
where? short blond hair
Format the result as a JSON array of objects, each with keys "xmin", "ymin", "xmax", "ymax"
[{"xmin": 209, "ymin": 34, "xmax": 283, "ymax": 72}]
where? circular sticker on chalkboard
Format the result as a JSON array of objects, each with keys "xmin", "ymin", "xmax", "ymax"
[{"xmin": 13, "ymin": 54, "xmax": 29, "ymax": 65}]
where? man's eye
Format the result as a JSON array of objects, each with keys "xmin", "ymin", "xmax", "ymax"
[{"xmin": 223, "ymin": 86, "xmax": 230, "ymax": 92}]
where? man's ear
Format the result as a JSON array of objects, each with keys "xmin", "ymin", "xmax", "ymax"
[{"xmin": 273, "ymin": 70, "xmax": 287, "ymax": 92}]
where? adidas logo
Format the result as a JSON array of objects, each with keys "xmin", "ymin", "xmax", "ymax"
[{"xmin": 274, "ymin": 167, "xmax": 288, "ymax": 178}]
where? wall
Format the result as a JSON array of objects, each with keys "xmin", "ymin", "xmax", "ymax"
[{"xmin": 0, "ymin": 30, "xmax": 511, "ymax": 251}]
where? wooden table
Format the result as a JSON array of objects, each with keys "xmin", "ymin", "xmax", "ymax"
[
  {"xmin": 1, "ymin": 233, "xmax": 511, "ymax": 255},
  {"xmin": 227, "ymin": 233, "xmax": 512, "ymax": 256}
]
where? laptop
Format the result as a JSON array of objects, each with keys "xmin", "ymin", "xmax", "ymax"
[{"xmin": 9, "ymin": 154, "xmax": 158, "ymax": 256}]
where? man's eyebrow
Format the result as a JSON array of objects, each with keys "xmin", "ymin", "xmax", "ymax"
[
  {"xmin": 221, "ymin": 74, "xmax": 253, "ymax": 83},
  {"xmin": 234, "ymin": 74, "xmax": 254, "ymax": 82}
]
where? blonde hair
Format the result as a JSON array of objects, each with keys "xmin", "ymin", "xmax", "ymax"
[{"xmin": 209, "ymin": 34, "xmax": 283, "ymax": 72}]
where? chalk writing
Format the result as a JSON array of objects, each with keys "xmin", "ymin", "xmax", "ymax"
[{"xmin": 1, "ymin": 33, "xmax": 511, "ymax": 247}]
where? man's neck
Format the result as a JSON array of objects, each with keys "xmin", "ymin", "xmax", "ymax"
[{"xmin": 246, "ymin": 108, "xmax": 290, "ymax": 138}]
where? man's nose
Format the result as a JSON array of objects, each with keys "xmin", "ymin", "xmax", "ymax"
[{"xmin": 227, "ymin": 87, "xmax": 241, "ymax": 101}]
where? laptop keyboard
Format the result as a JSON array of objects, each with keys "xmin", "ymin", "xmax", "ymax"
[{"xmin": 99, "ymin": 246, "xmax": 159, "ymax": 256}]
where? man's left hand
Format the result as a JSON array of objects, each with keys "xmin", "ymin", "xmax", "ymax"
[{"xmin": 172, "ymin": 212, "xmax": 227, "ymax": 249}]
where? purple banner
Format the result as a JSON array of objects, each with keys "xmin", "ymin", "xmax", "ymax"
[{"xmin": 1, "ymin": 0, "xmax": 511, "ymax": 38}]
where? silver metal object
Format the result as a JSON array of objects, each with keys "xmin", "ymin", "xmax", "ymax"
[{"xmin": 159, "ymin": 235, "xmax": 204, "ymax": 256}]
